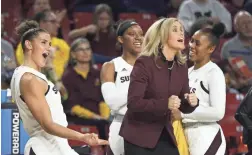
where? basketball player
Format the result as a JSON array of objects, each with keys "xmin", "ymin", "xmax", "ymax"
[
  {"xmin": 173, "ymin": 23, "xmax": 226, "ymax": 155},
  {"xmin": 100, "ymin": 20, "xmax": 144, "ymax": 155},
  {"xmin": 10, "ymin": 20, "xmax": 108, "ymax": 155}
]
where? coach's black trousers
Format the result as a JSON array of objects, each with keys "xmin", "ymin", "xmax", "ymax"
[{"xmin": 124, "ymin": 129, "xmax": 179, "ymax": 155}]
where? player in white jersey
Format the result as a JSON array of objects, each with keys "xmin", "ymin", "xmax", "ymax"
[
  {"xmin": 100, "ymin": 20, "xmax": 144, "ymax": 155},
  {"xmin": 172, "ymin": 23, "xmax": 227, "ymax": 155},
  {"xmin": 11, "ymin": 20, "xmax": 108, "ymax": 155}
]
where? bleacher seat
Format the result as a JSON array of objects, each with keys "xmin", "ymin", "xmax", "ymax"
[
  {"xmin": 119, "ymin": 13, "xmax": 157, "ymax": 33},
  {"xmin": 219, "ymin": 93, "xmax": 243, "ymax": 137},
  {"xmin": 68, "ymin": 124, "xmax": 98, "ymax": 146},
  {"xmin": 219, "ymin": 93, "xmax": 246, "ymax": 154}
]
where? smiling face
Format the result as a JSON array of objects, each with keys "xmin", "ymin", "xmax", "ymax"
[
  {"xmin": 189, "ymin": 31, "xmax": 214, "ymax": 63},
  {"xmin": 167, "ymin": 21, "xmax": 185, "ymax": 51},
  {"xmin": 26, "ymin": 32, "xmax": 51, "ymax": 68},
  {"xmin": 118, "ymin": 24, "xmax": 144, "ymax": 56}
]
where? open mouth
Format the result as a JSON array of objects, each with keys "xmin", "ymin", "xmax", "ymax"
[
  {"xmin": 42, "ymin": 53, "xmax": 49, "ymax": 59},
  {"xmin": 177, "ymin": 39, "xmax": 184, "ymax": 43}
]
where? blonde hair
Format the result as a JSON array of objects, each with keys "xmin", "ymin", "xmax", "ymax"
[{"xmin": 141, "ymin": 18, "xmax": 187, "ymax": 65}]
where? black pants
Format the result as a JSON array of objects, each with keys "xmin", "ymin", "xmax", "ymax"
[{"xmin": 124, "ymin": 129, "xmax": 179, "ymax": 155}]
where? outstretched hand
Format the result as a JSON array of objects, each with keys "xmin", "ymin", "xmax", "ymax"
[{"xmin": 80, "ymin": 133, "xmax": 109, "ymax": 146}]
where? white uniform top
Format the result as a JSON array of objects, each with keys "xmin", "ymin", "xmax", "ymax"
[
  {"xmin": 102, "ymin": 57, "xmax": 133, "ymax": 116},
  {"xmin": 182, "ymin": 61, "xmax": 226, "ymax": 123},
  {"xmin": 111, "ymin": 57, "xmax": 133, "ymax": 115},
  {"xmin": 10, "ymin": 66, "xmax": 77, "ymax": 155}
]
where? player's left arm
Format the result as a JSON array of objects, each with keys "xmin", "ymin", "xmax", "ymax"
[
  {"xmin": 182, "ymin": 69, "xmax": 226, "ymax": 122},
  {"xmin": 100, "ymin": 61, "xmax": 128, "ymax": 112}
]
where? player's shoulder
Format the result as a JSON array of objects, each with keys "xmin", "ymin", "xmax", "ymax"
[
  {"xmin": 207, "ymin": 62, "xmax": 224, "ymax": 77},
  {"xmin": 102, "ymin": 60, "xmax": 115, "ymax": 71},
  {"xmin": 101, "ymin": 60, "xmax": 115, "ymax": 76},
  {"xmin": 188, "ymin": 66, "xmax": 194, "ymax": 72},
  {"xmin": 21, "ymin": 72, "xmax": 46, "ymax": 86},
  {"xmin": 112, "ymin": 56, "xmax": 122, "ymax": 62}
]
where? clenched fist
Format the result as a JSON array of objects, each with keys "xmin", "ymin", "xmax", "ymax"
[
  {"xmin": 168, "ymin": 95, "xmax": 181, "ymax": 110},
  {"xmin": 184, "ymin": 93, "xmax": 198, "ymax": 107}
]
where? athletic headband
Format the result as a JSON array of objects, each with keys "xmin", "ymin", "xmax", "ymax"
[{"xmin": 117, "ymin": 21, "xmax": 139, "ymax": 36}]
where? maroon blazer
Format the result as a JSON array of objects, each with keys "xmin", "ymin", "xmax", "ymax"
[{"xmin": 119, "ymin": 55, "xmax": 198, "ymax": 149}]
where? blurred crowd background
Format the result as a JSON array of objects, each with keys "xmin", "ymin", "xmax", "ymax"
[{"xmin": 1, "ymin": 0, "xmax": 252, "ymax": 154}]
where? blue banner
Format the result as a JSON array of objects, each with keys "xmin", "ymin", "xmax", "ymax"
[{"xmin": 1, "ymin": 104, "xmax": 29, "ymax": 155}]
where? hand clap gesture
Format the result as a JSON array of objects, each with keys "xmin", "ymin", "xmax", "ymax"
[
  {"xmin": 80, "ymin": 133, "xmax": 109, "ymax": 146},
  {"xmin": 168, "ymin": 95, "xmax": 181, "ymax": 110},
  {"xmin": 184, "ymin": 93, "xmax": 198, "ymax": 107}
]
